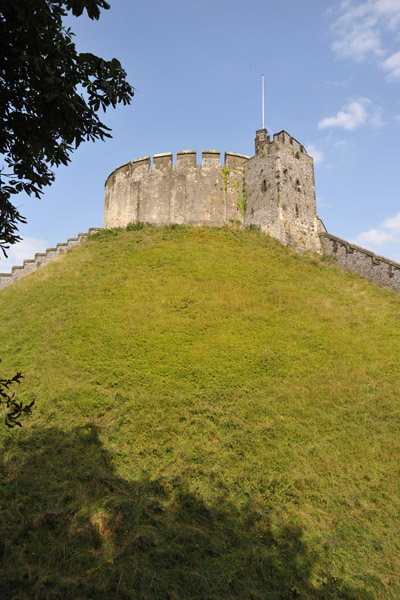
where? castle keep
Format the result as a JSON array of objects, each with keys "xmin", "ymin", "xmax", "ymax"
[
  {"xmin": 2, "ymin": 128, "xmax": 400, "ymax": 294},
  {"xmin": 103, "ymin": 129, "xmax": 325, "ymax": 254}
]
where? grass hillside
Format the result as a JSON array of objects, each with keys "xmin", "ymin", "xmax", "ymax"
[{"xmin": 1, "ymin": 225, "xmax": 400, "ymax": 600}]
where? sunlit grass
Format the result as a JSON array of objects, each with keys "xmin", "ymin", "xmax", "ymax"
[{"xmin": 0, "ymin": 225, "xmax": 399, "ymax": 599}]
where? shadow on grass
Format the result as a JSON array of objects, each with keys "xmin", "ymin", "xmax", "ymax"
[{"xmin": 0, "ymin": 425, "xmax": 374, "ymax": 600}]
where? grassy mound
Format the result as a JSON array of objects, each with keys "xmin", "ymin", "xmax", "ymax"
[{"xmin": 0, "ymin": 225, "xmax": 400, "ymax": 599}]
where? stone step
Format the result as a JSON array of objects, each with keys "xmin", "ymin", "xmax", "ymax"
[{"xmin": 0, "ymin": 228, "xmax": 101, "ymax": 290}]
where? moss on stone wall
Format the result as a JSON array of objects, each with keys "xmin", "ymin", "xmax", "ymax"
[{"xmin": 236, "ymin": 182, "xmax": 247, "ymax": 220}]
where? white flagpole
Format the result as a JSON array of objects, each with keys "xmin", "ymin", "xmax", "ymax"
[{"xmin": 262, "ymin": 74, "xmax": 265, "ymax": 130}]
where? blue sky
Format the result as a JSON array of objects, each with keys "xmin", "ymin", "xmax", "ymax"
[{"xmin": 3, "ymin": 0, "xmax": 400, "ymax": 270}]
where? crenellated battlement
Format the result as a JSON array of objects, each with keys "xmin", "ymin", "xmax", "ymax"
[
  {"xmin": 0, "ymin": 228, "xmax": 101, "ymax": 290},
  {"xmin": 105, "ymin": 150, "xmax": 250, "ymax": 186},
  {"xmin": 320, "ymin": 233, "xmax": 400, "ymax": 293},
  {"xmin": 102, "ymin": 130, "xmax": 325, "ymax": 253},
  {"xmin": 103, "ymin": 149, "xmax": 251, "ymax": 230},
  {"xmin": 102, "ymin": 134, "xmax": 323, "ymax": 251},
  {"xmin": 252, "ymin": 128, "xmax": 311, "ymax": 159},
  {"xmin": 153, "ymin": 153, "xmax": 172, "ymax": 170},
  {"xmin": 272, "ymin": 130, "xmax": 308, "ymax": 157},
  {"xmin": 2, "ymin": 127, "xmax": 400, "ymax": 295},
  {"xmin": 176, "ymin": 150, "xmax": 196, "ymax": 167}
]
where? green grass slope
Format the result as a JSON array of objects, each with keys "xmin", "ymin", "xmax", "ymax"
[{"xmin": 1, "ymin": 225, "xmax": 400, "ymax": 599}]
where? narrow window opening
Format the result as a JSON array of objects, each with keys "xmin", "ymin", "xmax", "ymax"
[
  {"xmin": 295, "ymin": 204, "xmax": 299, "ymax": 218},
  {"xmin": 261, "ymin": 179, "xmax": 267, "ymax": 192}
]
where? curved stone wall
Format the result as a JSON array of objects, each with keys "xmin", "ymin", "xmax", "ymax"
[{"xmin": 103, "ymin": 150, "xmax": 250, "ymax": 229}]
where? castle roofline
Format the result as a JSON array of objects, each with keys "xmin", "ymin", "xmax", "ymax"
[
  {"xmin": 104, "ymin": 150, "xmax": 251, "ymax": 186},
  {"xmin": 273, "ymin": 130, "xmax": 308, "ymax": 154}
]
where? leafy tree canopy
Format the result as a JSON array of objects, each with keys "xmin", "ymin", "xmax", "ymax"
[{"xmin": 0, "ymin": 0, "xmax": 134, "ymax": 256}]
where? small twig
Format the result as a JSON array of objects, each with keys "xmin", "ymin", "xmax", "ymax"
[
  {"xmin": 0, "ymin": 360, "xmax": 34, "ymax": 427},
  {"xmin": 116, "ymin": 571, "xmax": 123, "ymax": 596}
]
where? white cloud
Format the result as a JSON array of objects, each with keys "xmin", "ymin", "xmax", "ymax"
[
  {"xmin": 318, "ymin": 98, "xmax": 386, "ymax": 131},
  {"xmin": 306, "ymin": 144, "xmax": 324, "ymax": 164},
  {"xmin": 330, "ymin": 0, "xmax": 400, "ymax": 72},
  {"xmin": 353, "ymin": 212, "xmax": 400, "ymax": 246},
  {"xmin": 375, "ymin": 0, "xmax": 400, "ymax": 28},
  {"xmin": 318, "ymin": 100, "xmax": 368, "ymax": 130},
  {"xmin": 331, "ymin": 1, "xmax": 384, "ymax": 61},
  {"xmin": 0, "ymin": 237, "xmax": 49, "ymax": 273},
  {"xmin": 382, "ymin": 50, "xmax": 400, "ymax": 78}
]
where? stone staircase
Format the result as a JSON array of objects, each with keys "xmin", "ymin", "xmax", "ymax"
[{"xmin": 0, "ymin": 228, "xmax": 101, "ymax": 290}]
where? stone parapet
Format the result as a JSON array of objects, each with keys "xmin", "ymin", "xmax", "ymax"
[
  {"xmin": 176, "ymin": 150, "xmax": 196, "ymax": 168},
  {"xmin": 0, "ymin": 228, "xmax": 101, "ymax": 291},
  {"xmin": 103, "ymin": 150, "xmax": 251, "ymax": 230},
  {"xmin": 104, "ymin": 151, "xmax": 252, "ymax": 186},
  {"xmin": 272, "ymin": 131, "xmax": 308, "ymax": 157},
  {"xmin": 225, "ymin": 152, "xmax": 250, "ymax": 169},
  {"xmin": 320, "ymin": 232, "xmax": 400, "ymax": 293}
]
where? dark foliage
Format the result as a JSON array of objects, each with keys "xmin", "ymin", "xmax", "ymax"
[
  {"xmin": 0, "ymin": 364, "xmax": 33, "ymax": 427},
  {"xmin": 0, "ymin": 0, "xmax": 134, "ymax": 256}
]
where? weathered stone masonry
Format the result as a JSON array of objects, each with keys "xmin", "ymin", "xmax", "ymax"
[
  {"xmin": 244, "ymin": 130, "xmax": 323, "ymax": 253},
  {"xmin": 0, "ymin": 229, "xmax": 101, "ymax": 290},
  {"xmin": 102, "ymin": 128, "xmax": 400, "ymax": 294},
  {"xmin": 103, "ymin": 150, "xmax": 250, "ymax": 229},
  {"xmin": 320, "ymin": 232, "xmax": 400, "ymax": 293},
  {"xmin": 103, "ymin": 130, "xmax": 324, "ymax": 254},
  {"xmin": 1, "ymin": 128, "xmax": 400, "ymax": 295}
]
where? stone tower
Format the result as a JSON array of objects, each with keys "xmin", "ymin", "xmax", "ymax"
[
  {"xmin": 103, "ymin": 129, "xmax": 325, "ymax": 254},
  {"xmin": 243, "ymin": 129, "xmax": 323, "ymax": 253}
]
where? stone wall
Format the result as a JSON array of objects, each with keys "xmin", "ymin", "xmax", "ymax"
[
  {"xmin": 103, "ymin": 131, "xmax": 324, "ymax": 254},
  {"xmin": 320, "ymin": 232, "xmax": 400, "ymax": 293},
  {"xmin": 3, "ymin": 126, "xmax": 400, "ymax": 295},
  {"xmin": 0, "ymin": 228, "xmax": 101, "ymax": 290},
  {"xmin": 244, "ymin": 130, "xmax": 323, "ymax": 253},
  {"xmin": 103, "ymin": 151, "xmax": 250, "ymax": 229},
  {"xmin": 2, "ymin": 225, "xmax": 400, "ymax": 296}
]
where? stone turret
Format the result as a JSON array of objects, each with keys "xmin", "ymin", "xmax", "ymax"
[
  {"xmin": 244, "ymin": 130, "xmax": 323, "ymax": 253},
  {"xmin": 254, "ymin": 128, "xmax": 270, "ymax": 155}
]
